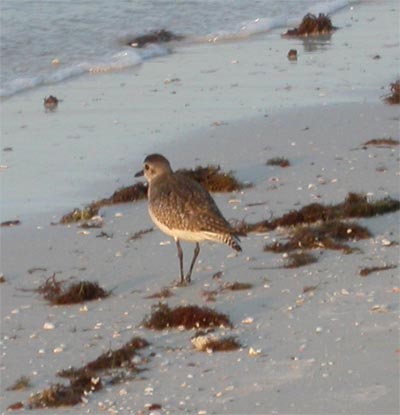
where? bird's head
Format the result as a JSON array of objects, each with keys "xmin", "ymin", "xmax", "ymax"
[{"xmin": 135, "ymin": 153, "xmax": 173, "ymax": 182}]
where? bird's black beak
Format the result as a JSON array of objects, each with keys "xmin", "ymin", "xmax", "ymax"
[{"xmin": 134, "ymin": 169, "xmax": 144, "ymax": 178}]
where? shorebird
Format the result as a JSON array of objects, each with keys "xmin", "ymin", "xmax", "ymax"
[
  {"xmin": 43, "ymin": 95, "xmax": 58, "ymax": 111},
  {"xmin": 135, "ymin": 154, "xmax": 242, "ymax": 284}
]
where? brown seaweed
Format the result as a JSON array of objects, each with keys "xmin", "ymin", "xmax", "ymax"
[
  {"xmin": 283, "ymin": 13, "xmax": 337, "ymax": 37},
  {"xmin": 359, "ymin": 264, "xmax": 397, "ymax": 277},
  {"xmin": 36, "ymin": 274, "xmax": 110, "ymax": 305},
  {"xmin": 384, "ymin": 80, "xmax": 400, "ymax": 105},
  {"xmin": 265, "ymin": 221, "xmax": 371, "ymax": 254},
  {"xmin": 127, "ymin": 29, "xmax": 184, "ymax": 48},
  {"xmin": 238, "ymin": 193, "xmax": 400, "ymax": 234},
  {"xmin": 266, "ymin": 157, "xmax": 290, "ymax": 168},
  {"xmin": 143, "ymin": 303, "xmax": 233, "ymax": 330},
  {"xmin": 284, "ymin": 252, "xmax": 318, "ymax": 268}
]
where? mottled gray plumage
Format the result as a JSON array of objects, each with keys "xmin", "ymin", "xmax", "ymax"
[{"xmin": 136, "ymin": 154, "xmax": 242, "ymax": 284}]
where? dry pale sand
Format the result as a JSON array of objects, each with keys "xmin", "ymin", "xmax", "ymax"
[{"xmin": 1, "ymin": 1, "xmax": 400, "ymax": 414}]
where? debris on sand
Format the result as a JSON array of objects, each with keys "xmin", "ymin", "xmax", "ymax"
[
  {"xmin": 238, "ymin": 193, "xmax": 400, "ymax": 234},
  {"xmin": 283, "ymin": 13, "xmax": 337, "ymax": 37},
  {"xmin": 58, "ymin": 337, "xmax": 149, "ymax": 378},
  {"xmin": 127, "ymin": 29, "xmax": 184, "ymax": 48},
  {"xmin": 59, "ymin": 182, "xmax": 148, "ymax": 224},
  {"xmin": 44, "ymin": 95, "xmax": 58, "ymax": 111},
  {"xmin": 201, "ymin": 280, "xmax": 253, "ymax": 302},
  {"xmin": 224, "ymin": 281, "xmax": 253, "ymax": 291},
  {"xmin": 144, "ymin": 287, "xmax": 174, "ymax": 299},
  {"xmin": 127, "ymin": 227, "xmax": 154, "ymax": 242},
  {"xmin": 191, "ymin": 334, "xmax": 241, "ymax": 352},
  {"xmin": 265, "ymin": 220, "xmax": 371, "ymax": 254},
  {"xmin": 28, "ymin": 373, "xmax": 101, "ymax": 408},
  {"xmin": 287, "ymin": 49, "xmax": 298, "ymax": 61},
  {"xmin": 384, "ymin": 80, "xmax": 400, "ymax": 105},
  {"xmin": 359, "ymin": 264, "xmax": 397, "ymax": 277},
  {"xmin": 6, "ymin": 376, "xmax": 31, "ymax": 391},
  {"xmin": 12, "ymin": 337, "xmax": 149, "ymax": 410},
  {"xmin": 178, "ymin": 165, "xmax": 247, "ymax": 192},
  {"xmin": 1, "ymin": 220, "xmax": 21, "ymax": 227},
  {"xmin": 36, "ymin": 274, "xmax": 110, "ymax": 305},
  {"xmin": 143, "ymin": 303, "xmax": 233, "ymax": 330},
  {"xmin": 7, "ymin": 402, "xmax": 24, "ymax": 411},
  {"xmin": 284, "ymin": 251, "xmax": 318, "ymax": 268},
  {"xmin": 362, "ymin": 138, "xmax": 399, "ymax": 148},
  {"xmin": 78, "ymin": 216, "xmax": 103, "ymax": 229},
  {"xmin": 266, "ymin": 157, "xmax": 290, "ymax": 168}
]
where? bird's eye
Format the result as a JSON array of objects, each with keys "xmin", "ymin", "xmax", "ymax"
[{"xmin": 144, "ymin": 164, "xmax": 149, "ymax": 170}]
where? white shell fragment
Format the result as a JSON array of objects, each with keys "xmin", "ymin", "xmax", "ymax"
[
  {"xmin": 53, "ymin": 345, "xmax": 64, "ymax": 353},
  {"xmin": 248, "ymin": 347, "xmax": 262, "ymax": 356},
  {"xmin": 191, "ymin": 334, "xmax": 218, "ymax": 352},
  {"xmin": 43, "ymin": 322, "xmax": 55, "ymax": 330}
]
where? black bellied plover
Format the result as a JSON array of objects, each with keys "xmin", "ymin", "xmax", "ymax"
[{"xmin": 135, "ymin": 154, "xmax": 242, "ymax": 284}]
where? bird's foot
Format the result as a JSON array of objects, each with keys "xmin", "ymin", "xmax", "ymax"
[{"xmin": 175, "ymin": 279, "xmax": 189, "ymax": 287}]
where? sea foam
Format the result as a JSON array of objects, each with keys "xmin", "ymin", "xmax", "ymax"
[{"xmin": 0, "ymin": 45, "xmax": 169, "ymax": 98}]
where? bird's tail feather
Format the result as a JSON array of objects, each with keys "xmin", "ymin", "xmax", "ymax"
[{"xmin": 203, "ymin": 232, "xmax": 242, "ymax": 252}]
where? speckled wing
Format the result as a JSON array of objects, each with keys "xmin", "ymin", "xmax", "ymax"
[{"xmin": 148, "ymin": 172, "xmax": 236, "ymax": 235}]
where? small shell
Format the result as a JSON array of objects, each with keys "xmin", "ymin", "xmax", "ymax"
[
  {"xmin": 91, "ymin": 377, "xmax": 100, "ymax": 385},
  {"xmin": 43, "ymin": 322, "xmax": 55, "ymax": 330},
  {"xmin": 191, "ymin": 334, "xmax": 218, "ymax": 351},
  {"xmin": 370, "ymin": 304, "xmax": 389, "ymax": 313},
  {"xmin": 53, "ymin": 346, "xmax": 64, "ymax": 353},
  {"xmin": 248, "ymin": 347, "xmax": 262, "ymax": 356},
  {"xmin": 78, "ymin": 230, "xmax": 90, "ymax": 236}
]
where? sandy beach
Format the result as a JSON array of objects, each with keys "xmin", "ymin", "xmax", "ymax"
[{"xmin": 1, "ymin": 1, "xmax": 399, "ymax": 414}]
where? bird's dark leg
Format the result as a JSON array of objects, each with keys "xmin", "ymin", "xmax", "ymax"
[
  {"xmin": 186, "ymin": 243, "xmax": 200, "ymax": 283},
  {"xmin": 175, "ymin": 239, "xmax": 185, "ymax": 284}
]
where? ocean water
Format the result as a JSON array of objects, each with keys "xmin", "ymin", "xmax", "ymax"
[{"xmin": 0, "ymin": 0, "xmax": 350, "ymax": 98}]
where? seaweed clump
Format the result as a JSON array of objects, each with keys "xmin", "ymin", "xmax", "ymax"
[
  {"xmin": 284, "ymin": 252, "xmax": 318, "ymax": 268},
  {"xmin": 359, "ymin": 264, "xmax": 397, "ymax": 277},
  {"xmin": 224, "ymin": 281, "xmax": 253, "ymax": 291},
  {"xmin": 191, "ymin": 335, "xmax": 241, "ymax": 352},
  {"xmin": 265, "ymin": 220, "xmax": 371, "ymax": 254},
  {"xmin": 202, "ymin": 280, "xmax": 253, "ymax": 302},
  {"xmin": 28, "ymin": 373, "xmax": 101, "ymax": 409},
  {"xmin": 127, "ymin": 29, "xmax": 184, "ymax": 48},
  {"xmin": 266, "ymin": 157, "xmax": 290, "ymax": 168},
  {"xmin": 239, "ymin": 193, "xmax": 400, "ymax": 234},
  {"xmin": 1, "ymin": 220, "xmax": 21, "ymax": 227},
  {"xmin": 363, "ymin": 138, "xmax": 399, "ymax": 148},
  {"xmin": 145, "ymin": 287, "xmax": 173, "ymax": 299},
  {"xmin": 178, "ymin": 165, "xmax": 246, "ymax": 192},
  {"xmin": 37, "ymin": 274, "xmax": 110, "ymax": 305},
  {"xmin": 127, "ymin": 227, "xmax": 153, "ymax": 242},
  {"xmin": 7, "ymin": 376, "xmax": 31, "ymax": 391},
  {"xmin": 59, "ymin": 182, "xmax": 148, "ymax": 224},
  {"xmin": 10, "ymin": 337, "xmax": 149, "ymax": 410},
  {"xmin": 142, "ymin": 303, "xmax": 233, "ymax": 330},
  {"xmin": 59, "ymin": 337, "xmax": 149, "ymax": 379},
  {"xmin": 384, "ymin": 80, "xmax": 400, "ymax": 105},
  {"xmin": 283, "ymin": 13, "xmax": 337, "ymax": 36}
]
